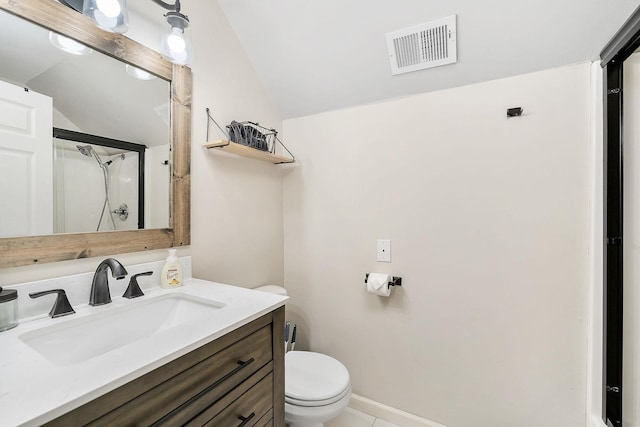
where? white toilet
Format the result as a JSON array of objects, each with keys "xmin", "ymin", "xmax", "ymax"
[{"xmin": 254, "ymin": 286, "xmax": 351, "ymax": 427}]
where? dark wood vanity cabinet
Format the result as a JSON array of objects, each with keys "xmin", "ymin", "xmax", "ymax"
[{"xmin": 45, "ymin": 307, "xmax": 285, "ymax": 427}]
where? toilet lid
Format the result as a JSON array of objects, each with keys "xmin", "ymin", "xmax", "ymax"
[{"xmin": 285, "ymin": 351, "xmax": 350, "ymax": 404}]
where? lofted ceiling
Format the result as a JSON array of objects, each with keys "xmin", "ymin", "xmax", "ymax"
[{"xmin": 217, "ymin": 0, "xmax": 640, "ymax": 119}]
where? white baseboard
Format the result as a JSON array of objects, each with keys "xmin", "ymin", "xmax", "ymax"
[
  {"xmin": 349, "ymin": 394, "xmax": 448, "ymax": 427},
  {"xmin": 349, "ymin": 396, "xmax": 605, "ymax": 427}
]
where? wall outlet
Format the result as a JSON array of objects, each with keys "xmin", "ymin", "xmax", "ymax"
[{"xmin": 377, "ymin": 239, "xmax": 391, "ymax": 262}]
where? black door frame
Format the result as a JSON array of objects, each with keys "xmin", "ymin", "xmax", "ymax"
[{"xmin": 600, "ymin": 5, "xmax": 640, "ymax": 426}]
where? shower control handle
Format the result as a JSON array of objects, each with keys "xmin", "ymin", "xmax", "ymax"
[{"xmin": 112, "ymin": 203, "xmax": 129, "ymax": 221}]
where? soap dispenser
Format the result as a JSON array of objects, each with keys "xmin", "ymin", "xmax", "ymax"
[
  {"xmin": 161, "ymin": 249, "xmax": 183, "ymax": 288},
  {"xmin": 0, "ymin": 286, "xmax": 18, "ymax": 332}
]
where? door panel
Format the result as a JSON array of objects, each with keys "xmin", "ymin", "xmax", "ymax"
[{"xmin": 0, "ymin": 79, "xmax": 53, "ymax": 237}]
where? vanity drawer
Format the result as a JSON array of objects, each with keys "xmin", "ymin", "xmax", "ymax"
[
  {"xmin": 255, "ymin": 409, "xmax": 274, "ymax": 427},
  {"xmin": 196, "ymin": 371, "xmax": 274, "ymax": 427},
  {"xmin": 89, "ymin": 325, "xmax": 273, "ymax": 426},
  {"xmin": 163, "ymin": 362, "xmax": 273, "ymax": 426}
]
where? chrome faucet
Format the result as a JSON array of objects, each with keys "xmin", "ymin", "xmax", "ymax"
[{"xmin": 89, "ymin": 258, "xmax": 128, "ymax": 306}]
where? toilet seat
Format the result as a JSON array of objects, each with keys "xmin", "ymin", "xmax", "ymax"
[
  {"xmin": 285, "ymin": 351, "xmax": 350, "ymax": 407},
  {"xmin": 285, "ymin": 384, "xmax": 351, "ymax": 407}
]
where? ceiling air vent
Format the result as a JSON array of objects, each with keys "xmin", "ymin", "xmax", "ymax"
[{"xmin": 386, "ymin": 15, "xmax": 457, "ymax": 76}]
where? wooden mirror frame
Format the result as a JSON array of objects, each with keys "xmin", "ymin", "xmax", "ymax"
[{"xmin": 0, "ymin": 0, "xmax": 191, "ymax": 268}]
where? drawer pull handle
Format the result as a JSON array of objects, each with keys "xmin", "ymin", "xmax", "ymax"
[
  {"xmin": 228, "ymin": 358, "xmax": 255, "ymax": 381},
  {"xmin": 238, "ymin": 412, "xmax": 256, "ymax": 426},
  {"xmin": 150, "ymin": 357, "xmax": 256, "ymax": 426}
]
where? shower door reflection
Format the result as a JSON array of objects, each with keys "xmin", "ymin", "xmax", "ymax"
[{"xmin": 53, "ymin": 129, "xmax": 144, "ymax": 233}]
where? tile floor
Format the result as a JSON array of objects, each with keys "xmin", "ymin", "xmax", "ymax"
[{"xmin": 326, "ymin": 407, "xmax": 401, "ymax": 427}]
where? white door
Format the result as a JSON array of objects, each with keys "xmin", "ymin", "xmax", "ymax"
[{"xmin": 0, "ymin": 79, "xmax": 53, "ymax": 237}]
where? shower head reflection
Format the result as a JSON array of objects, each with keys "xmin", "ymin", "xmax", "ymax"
[
  {"xmin": 76, "ymin": 144, "xmax": 94, "ymax": 157},
  {"xmin": 76, "ymin": 145, "xmax": 125, "ymax": 168}
]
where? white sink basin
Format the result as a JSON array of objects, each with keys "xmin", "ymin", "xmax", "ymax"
[{"xmin": 19, "ymin": 293, "xmax": 225, "ymax": 366}]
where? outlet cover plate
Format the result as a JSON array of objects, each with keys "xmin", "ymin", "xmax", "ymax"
[{"xmin": 377, "ymin": 239, "xmax": 391, "ymax": 262}]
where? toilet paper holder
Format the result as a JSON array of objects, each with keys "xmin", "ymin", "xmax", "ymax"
[{"xmin": 364, "ymin": 273, "xmax": 402, "ymax": 289}]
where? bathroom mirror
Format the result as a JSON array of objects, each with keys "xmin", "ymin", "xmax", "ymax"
[
  {"xmin": 0, "ymin": 6, "xmax": 172, "ymax": 238},
  {"xmin": 0, "ymin": 0, "xmax": 191, "ymax": 268}
]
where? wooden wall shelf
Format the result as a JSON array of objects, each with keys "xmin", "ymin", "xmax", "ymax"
[{"xmin": 204, "ymin": 140, "xmax": 294, "ymax": 164}]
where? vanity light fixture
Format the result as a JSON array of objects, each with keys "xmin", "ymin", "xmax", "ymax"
[
  {"xmin": 160, "ymin": 10, "xmax": 193, "ymax": 66},
  {"xmin": 60, "ymin": 0, "xmax": 193, "ymax": 65},
  {"xmin": 48, "ymin": 31, "xmax": 93, "ymax": 56},
  {"xmin": 125, "ymin": 64, "xmax": 157, "ymax": 81}
]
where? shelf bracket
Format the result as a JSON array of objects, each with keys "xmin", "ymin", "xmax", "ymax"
[{"xmin": 205, "ymin": 108, "xmax": 295, "ymax": 164}]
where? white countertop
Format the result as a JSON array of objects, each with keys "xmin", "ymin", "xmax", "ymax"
[{"xmin": 0, "ymin": 278, "xmax": 287, "ymax": 427}]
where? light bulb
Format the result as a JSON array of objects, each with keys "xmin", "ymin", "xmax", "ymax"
[
  {"xmin": 167, "ymin": 29, "xmax": 186, "ymax": 53},
  {"xmin": 96, "ymin": 0, "xmax": 121, "ymax": 18},
  {"xmin": 83, "ymin": 0, "xmax": 128, "ymax": 33}
]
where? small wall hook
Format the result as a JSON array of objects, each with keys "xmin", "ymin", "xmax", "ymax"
[{"xmin": 507, "ymin": 107, "xmax": 523, "ymax": 118}]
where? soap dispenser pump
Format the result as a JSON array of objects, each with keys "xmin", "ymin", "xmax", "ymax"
[{"xmin": 161, "ymin": 249, "xmax": 183, "ymax": 288}]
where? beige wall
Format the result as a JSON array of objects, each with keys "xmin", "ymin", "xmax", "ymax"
[
  {"xmin": 187, "ymin": 1, "xmax": 284, "ymax": 286},
  {"xmin": 282, "ymin": 63, "xmax": 592, "ymax": 427},
  {"xmin": 0, "ymin": 2, "xmax": 284, "ymax": 287}
]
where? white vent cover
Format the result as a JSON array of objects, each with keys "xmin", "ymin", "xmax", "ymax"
[{"xmin": 386, "ymin": 15, "xmax": 457, "ymax": 76}]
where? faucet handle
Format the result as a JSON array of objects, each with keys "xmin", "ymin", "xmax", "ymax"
[
  {"xmin": 29, "ymin": 289, "xmax": 75, "ymax": 318},
  {"xmin": 123, "ymin": 271, "xmax": 153, "ymax": 299}
]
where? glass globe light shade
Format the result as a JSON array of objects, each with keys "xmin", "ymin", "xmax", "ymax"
[{"xmin": 83, "ymin": 0, "xmax": 129, "ymax": 33}]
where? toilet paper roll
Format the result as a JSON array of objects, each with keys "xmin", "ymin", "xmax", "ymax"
[{"xmin": 366, "ymin": 273, "xmax": 391, "ymax": 297}]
